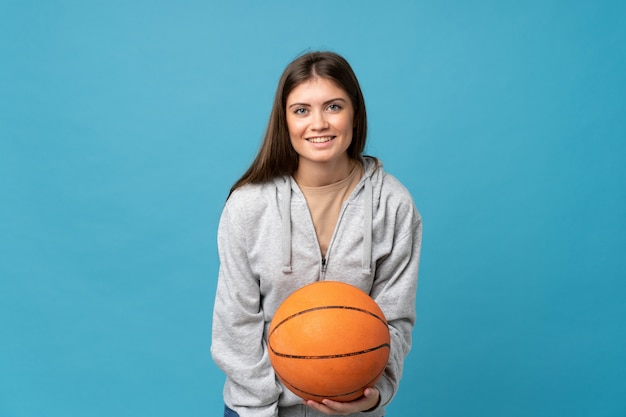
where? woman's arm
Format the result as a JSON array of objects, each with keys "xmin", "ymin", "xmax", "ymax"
[
  {"xmin": 211, "ymin": 198, "xmax": 282, "ymax": 417},
  {"xmin": 369, "ymin": 204, "xmax": 423, "ymax": 409}
]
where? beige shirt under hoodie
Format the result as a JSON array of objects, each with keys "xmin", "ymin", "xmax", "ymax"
[{"xmin": 298, "ymin": 164, "xmax": 363, "ymax": 257}]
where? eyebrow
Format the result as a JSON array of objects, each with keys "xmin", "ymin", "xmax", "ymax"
[{"xmin": 287, "ymin": 97, "xmax": 348, "ymax": 109}]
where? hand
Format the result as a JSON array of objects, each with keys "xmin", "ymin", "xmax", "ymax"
[{"xmin": 303, "ymin": 387, "xmax": 380, "ymax": 415}]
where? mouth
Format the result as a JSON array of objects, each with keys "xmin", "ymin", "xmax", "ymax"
[{"xmin": 306, "ymin": 136, "xmax": 335, "ymax": 143}]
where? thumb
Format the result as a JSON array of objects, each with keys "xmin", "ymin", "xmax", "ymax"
[{"xmin": 363, "ymin": 387, "xmax": 379, "ymax": 398}]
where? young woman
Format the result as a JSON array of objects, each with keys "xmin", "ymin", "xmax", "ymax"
[{"xmin": 211, "ymin": 51, "xmax": 422, "ymax": 417}]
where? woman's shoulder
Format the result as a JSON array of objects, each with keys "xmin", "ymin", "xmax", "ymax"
[
  {"xmin": 365, "ymin": 158, "xmax": 421, "ymax": 225},
  {"xmin": 225, "ymin": 177, "xmax": 286, "ymax": 211},
  {"xmin": 366, "ymin": 158, "xmax": 414, "ymax": 201}
]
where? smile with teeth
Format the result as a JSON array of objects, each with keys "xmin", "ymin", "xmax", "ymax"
[{"xmin": 306, "ymin": 136, "xmax": 335, "ymax": 143}]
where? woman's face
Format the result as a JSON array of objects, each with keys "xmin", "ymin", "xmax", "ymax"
[{"xmin": 285, "ymin": 77, "xmax": 354, "ymax": 173}]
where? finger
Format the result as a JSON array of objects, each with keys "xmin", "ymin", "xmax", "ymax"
[
  {"xmin": 304, "ymin": 400, "xmax": 343, "ymax": 415},
  {"xmin": 320, "ymin": 398, "xmax": 368, "ymax": 414}
]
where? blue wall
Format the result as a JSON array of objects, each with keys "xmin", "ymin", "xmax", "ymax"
[{"xmin": 1, "ymin": 1, "xmax": 624, "ymax": 416}]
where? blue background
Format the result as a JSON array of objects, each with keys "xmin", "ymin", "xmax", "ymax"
[{"xmin": 1, "ymin": 1, "xmax": 625, "ymax": 416}]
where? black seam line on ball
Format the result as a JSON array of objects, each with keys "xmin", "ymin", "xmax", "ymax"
[
  {"xmin": 270, "ymin": 343, "xmax": 390, "ymax": 359},
  {"xmin": 270, "ymin": 305, "xmax": 387, "ymax": 333}
]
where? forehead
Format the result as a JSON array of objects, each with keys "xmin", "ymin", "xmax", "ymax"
[{"xmin": 286, "ymin": 77, "xmax": 349, "ymax": 103}]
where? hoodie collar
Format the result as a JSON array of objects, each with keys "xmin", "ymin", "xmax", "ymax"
[{"xmin": 281, "ymin": 157, "xmax": 376, "ymax": 276}]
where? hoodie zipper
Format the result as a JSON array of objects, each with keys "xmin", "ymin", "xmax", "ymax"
[
  {"xmin": 283, "ymin": 162, "xmax": 373, "ymax": 278},
  {"xmin": 294, "ymin": 177, "xmax": 360, "ymax": 281},
  {"xmin": 320, "ymin": 198, "xmax": 354, "ymax": 281}
]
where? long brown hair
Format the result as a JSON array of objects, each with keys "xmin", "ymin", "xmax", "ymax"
[{"xmin": 229, "ymin": 51, "xmax": 368, "ymax": 196}]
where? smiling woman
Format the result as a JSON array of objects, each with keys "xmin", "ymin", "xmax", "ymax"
[
  {"xmin": 286, "ymin": 77, "xmax": 356, "ymax": 187},
  {"xmin": 210, "ymin": 51, "xmax": 422, "ymax": 417}
]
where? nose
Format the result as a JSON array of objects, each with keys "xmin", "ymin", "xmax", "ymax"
[{"xmin": 311, "ymin": 110, "xmax": 328, "ymax": 130}]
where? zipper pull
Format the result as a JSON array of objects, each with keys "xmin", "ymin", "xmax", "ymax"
[{"xmin": 321, "ymin": 257, "xmax": 327, "ymax": 273}]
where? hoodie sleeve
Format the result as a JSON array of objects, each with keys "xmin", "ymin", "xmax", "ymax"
[
  {"xmin": 210, "ymin": 195, "xmax": 282, "ymax": 417},
  {"xmin": 369, "ymin": 200, "xmax": 422, "ymax": 409}
]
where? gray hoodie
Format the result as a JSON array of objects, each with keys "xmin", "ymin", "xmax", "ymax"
[{"xmin": 211, "ymin": 157, "xmax": 422, "ymax": 417}]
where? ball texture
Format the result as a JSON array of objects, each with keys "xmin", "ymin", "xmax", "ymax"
[{"xmin": 268, "ymin": 281, "xmax": 390, "ymax": 402}]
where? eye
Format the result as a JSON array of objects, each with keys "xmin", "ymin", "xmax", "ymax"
[
  {"xmin": 327, "ymin": 103, "xmax": 342, "ymax": 112},
  {"xmin": 293, "ymin": 107, "xmax": 308, "ymax": 115}
]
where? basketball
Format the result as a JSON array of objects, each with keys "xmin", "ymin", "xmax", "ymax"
[{"xmin": 267, "ymin": 281, "xmax": 390, "ymax": 402}]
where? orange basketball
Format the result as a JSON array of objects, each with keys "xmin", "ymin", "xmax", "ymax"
[{"xmin": 268, "ymin": 281, "xmax": 390, "ymax": 402}]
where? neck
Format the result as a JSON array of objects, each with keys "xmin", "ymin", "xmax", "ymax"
[{"xmin": 293, "ymin": 157, "xmax": 355, "ymax": 187}]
